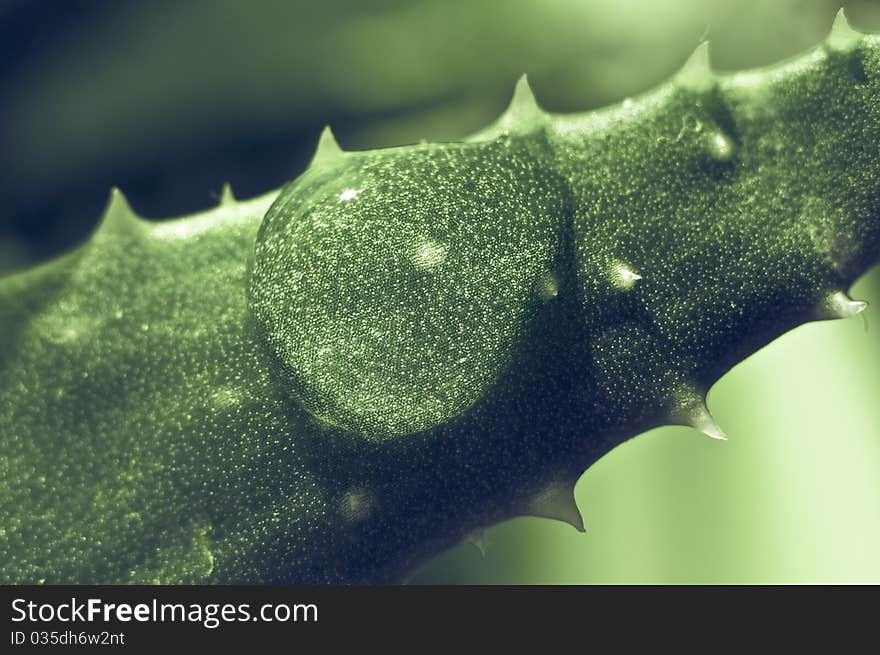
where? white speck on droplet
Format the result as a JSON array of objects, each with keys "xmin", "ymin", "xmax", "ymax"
[
  {"xmin": 338, "ymin": 188, "xmax": 363, "ymax": 202},
  {"xmin": 340, "ymin": 487, "xmax": 375, "ymax": 524},
  {"xmin": 114, "ymin": 310, "xmax": 124, "ymax": 320},
  {"xmin": 611, "ymin": 262, "xmax": 643, "ymax": 290},
  {"xmin": 538, "ymin": 271, "xmax": 559, "ymax": 300},
  {"xmin": 210, "ymin": 384, "xmax": 244, "ymax": 410},
  {"xmin": 412, "ymin": 239, "xmax": 447, "ymax": 270},
  {"xmin": 140, "ymin": 323, "xmax": 150, "ymax": 331}
]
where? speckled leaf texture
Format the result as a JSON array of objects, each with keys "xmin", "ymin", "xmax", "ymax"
[{"xmin": 1, "ymin": 13, "xmax": 879, "ymax": 583}]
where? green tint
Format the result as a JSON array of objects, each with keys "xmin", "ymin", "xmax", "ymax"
[
  {"xmin": 414, "ymin": 267, "xmax": 880, "ymax": 583},
  {"xmin": 3, "ymin": 1, "xmax": 880, "ymax": 585}
]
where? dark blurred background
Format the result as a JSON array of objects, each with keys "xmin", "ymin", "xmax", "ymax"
[
  {"xmin": 5, "ymin": 0, "xmax": 877, "ymax": 271},
  {"xmin": 3, "ymin": 0, "xmax": 880, "ymax": 583}
]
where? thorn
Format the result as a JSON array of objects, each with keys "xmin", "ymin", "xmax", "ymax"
[
  {"xmin": 219, "ymin": 182, "xmax": 236, "ymax": 206},
  {"xmin": 106, "ymin": 187, "xmax": 133, "ymax": 215},
  {"xmin": 504, "ymin": 74, "xmax": 543, "ymax": 124},
  {"xmin": 466, "ymin": 530, "xmax": 490, "ymax": 558},
  {"xmin": 820, "ymin": 290, "xmax": 868, "ymax": 319},
  {"xmin": 827, "ymin": 8, "xmax": 861, "ymax": 51},
  {"xmin": 698, "ymin": 23, "xmax": 712, "ymax": 44},
  {"xmin": 677, "ymin": 40, "xmax": 713, "ymax": 88},
  {"xmin": 524, "ymin": 480, "xmax": 585, "ymax": 532},
  {"xmin": 473, "ymin": 74, "xmax": 545, "ymax": 141},
  {"xmin": 688, "ymin": 402, "xmax": 728, "ymax": 440},
  {"xmin": 98, "ymin": 187, "xmax": 141, "ymax": 235},
  {"xmin": 310, "ymin": 125, "xmax": 345, "ymax": 168},
  {"xmin": 671, "ymin": 388, "xmax": 727, "ymax": 440}
]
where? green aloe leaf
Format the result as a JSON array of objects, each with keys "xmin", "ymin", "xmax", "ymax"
[{"xmin": 1, "ymin": 11, "xmax": 878, "ymax": 583}]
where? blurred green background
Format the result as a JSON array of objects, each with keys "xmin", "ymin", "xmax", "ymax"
[{"xmin": 2, "ymin": 0, "xmax": 879, "ymax": 583}]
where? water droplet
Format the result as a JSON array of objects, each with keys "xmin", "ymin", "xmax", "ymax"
[{"xmin": 412, "ymin": 238, "xmax": 447, "ymax": 270}]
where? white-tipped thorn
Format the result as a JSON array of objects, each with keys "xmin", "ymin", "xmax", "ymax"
[
  {"xmin": 524, "ymin": 480, "xmax": 585, "ymax": 532},
  {"xmin": 822, "ymin": 290, "xmax": 868, "ymax": 319},
  {"xmin": 689, "ymin": 402, "xmax": 728, "ymax": 440},
  {"xmin": 474, "ymin": 74, "xmax": 545, "ymax": 141},
  {"xmin": 677, "ymin": 40, "xmax": 713, "ymax": 88},
  {"xmin": 466, "ymin": 530, "xmax": 490, "ymax": 558},
  {"xmin": 219, "ymin": 182, "xmax": 236, "ymax": 206},
  {"xmin": 505, "ymin": 74, "xmax": 543, "ymax": 123},
  {"xmin": 98, "ymin": 187, "xmax": 140, "ymax": 235},
  {"xmin": 827, "ymin": 8, "xmax": 861, "ymax": 51},
  {"xmin": 672, "ymin": 388, "xmax": 727, "ymax": 440},
  {"xmin": 481, "ymin": 75, "xmax": 544, "ymax": 139},
  {"xmin": 310, "ymin": 125, "xmax": 345, "ymax": 168}
]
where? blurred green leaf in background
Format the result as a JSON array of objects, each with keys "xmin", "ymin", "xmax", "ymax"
[{"xmin": 2, "ymin": 0, "xmax": 879, "ymax": 583}]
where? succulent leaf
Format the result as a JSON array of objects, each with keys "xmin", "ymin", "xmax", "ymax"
[{"xmin": 1, "ymin": 22, "xmax": 879, "ymax": 583}]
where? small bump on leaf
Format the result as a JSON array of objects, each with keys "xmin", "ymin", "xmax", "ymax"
[
  {"xmin": 705, "ymin": 130, "xmax": 736, "ymax": 162},
  {"xmin": 219, "ymin": 182, "xmax": 236, "ymax": 206}
]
